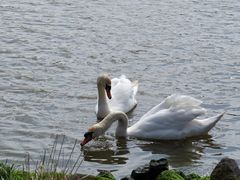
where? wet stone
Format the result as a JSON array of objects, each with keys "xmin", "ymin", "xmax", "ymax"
[
  {"xmin": 149, "ymin": 158, "xmax": 169, "ymax": 179},
  {"xmin": 130, "ymin": 158, "xmax": 169, "ymax": 180},
  {"xmin": 210, "ymin": 158, "xmax": 240, "ymax": 180}
]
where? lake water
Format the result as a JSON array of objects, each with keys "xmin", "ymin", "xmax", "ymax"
[{"xmin": 0, "ymin": 0, "xmax": 240, "ymax": 178}]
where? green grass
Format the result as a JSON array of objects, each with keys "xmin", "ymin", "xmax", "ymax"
[
  {"xmin": 0, "ymin": 135, "xmax": 83, "ymax": 180},
  {"xmin": 0, "ymin": 162, "xmax": 65, "ymax": 180},
  {"xmin": 0, "ymin": 162, "xmax": 116, "ymax": 180}
]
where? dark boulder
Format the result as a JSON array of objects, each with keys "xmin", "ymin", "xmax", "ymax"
[
  {"xmin": 129, "ymin": 158, "xmax": 169, "ymax": 180},
  {"xmin": 210, "ymin": 158, "xmax": 240, "ymax": 180},
  {"xmin": 149, "ymin": 158, "xmax": 169, "ymax": 179}
]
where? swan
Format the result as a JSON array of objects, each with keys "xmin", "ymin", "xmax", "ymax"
[
  {"xmin": 81, "ymin": 94, "xmax": 224, "ymax": 145},
  {"xmin": 96, "ymin": 74, "xmax": 138, "ymax": 120}
]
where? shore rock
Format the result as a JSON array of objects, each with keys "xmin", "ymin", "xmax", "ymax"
[
  {"xmin": 210, "ymin": 158, "xmax": 240, "ymax": 180},
  {"xmin": 130, "ymin": 158, "xmax": 169, "ymax": 180}
]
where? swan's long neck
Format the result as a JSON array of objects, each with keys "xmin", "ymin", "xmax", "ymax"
[
  {"xmin": 97, "ymin": 83, "xmax": 110, "ymax": 119},
  {"xmin": 98, "ymin": 112, "xmax": 128, "ymax": 137}
]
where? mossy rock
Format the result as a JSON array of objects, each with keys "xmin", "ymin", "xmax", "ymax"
[
  {"xmin": 70, "ymin": 171, "xmax": 115, "ymax": 180},
  {"xmin": 156, "ymin": 170, "xmax": 185, "ymax": 180},
  {"xmin": 96, "ymin": 171, "xmax": 115, "ymax": 180},
  {"xmin": 156, "ymin": 170, "xmax": 210, "ymax": 180}
]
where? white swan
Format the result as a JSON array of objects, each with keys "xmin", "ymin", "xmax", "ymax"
[
  {"xmin": 95, "ymin": 74, "xmax": 138, "ymax": 120},
  {"xmin": 81, "ymin": 94, "xmax": 224, "ymax": 145}
]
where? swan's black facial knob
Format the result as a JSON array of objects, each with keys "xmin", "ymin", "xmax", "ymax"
[
  {"xmin": 105, "ymin": 84, "xmax": 112, "ymax": 99},
  {"xmin": 81, "ymin": 132, "xmax": 93, "ymax": 146}
]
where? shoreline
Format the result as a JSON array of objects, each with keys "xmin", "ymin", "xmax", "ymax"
[{"xmin": 1, "ymin": 157, "xmax": 239, "ymax": 180}]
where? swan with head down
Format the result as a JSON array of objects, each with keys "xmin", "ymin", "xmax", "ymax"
[
  {"xmin": 81, "ymin": 94, "xmax": 224, "ymax": 146},
  {"xmin": 96, "ymin": 74, "xmax": 138, "ymax": 120}
]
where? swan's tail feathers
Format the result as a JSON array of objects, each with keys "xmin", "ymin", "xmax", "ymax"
[
  {"xmin": 200, "ymin": 112, "xmax": 225, "ymax": 132},
  {"xmin": 132, "ymin": 80, "xmax": 139, "ymax": 96},
  {"xmin": 210, "ymin": 112, "xmax": 224, "ymax": 124}
]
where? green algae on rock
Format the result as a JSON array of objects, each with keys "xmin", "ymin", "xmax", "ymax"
[
  {"xmin": 156, "ymin": 170, "xmax": 185, "ymax": 180},
  {"xmin": 156, "ymin": 170, "xmax": 210, "ymax": 180}
]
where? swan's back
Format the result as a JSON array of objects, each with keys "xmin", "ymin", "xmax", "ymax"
[{"xmin": 127, "ymin": 94, "xmax": 222, "ymax": 140}]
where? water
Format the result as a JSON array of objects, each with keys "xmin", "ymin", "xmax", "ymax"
[{"xmin": 0, "ymin": 0, "xmax": 240, "ymax": 178}]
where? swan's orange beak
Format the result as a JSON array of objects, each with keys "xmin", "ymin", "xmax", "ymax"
[
  {"xmin": 105, "ymin": 84, "xmax": 112, "ymax": 99},
  {"xmin": 80, "ymin": 132, "xmax": 93, "ymax": 146},
  {"xmin": 81, "ymin": 137, "xmax": 92, "ymax": 146}
]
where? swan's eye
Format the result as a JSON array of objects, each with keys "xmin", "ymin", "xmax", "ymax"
[{"xmin": 105, "ymin": 84, "xmax": 111, "ymax": 91}]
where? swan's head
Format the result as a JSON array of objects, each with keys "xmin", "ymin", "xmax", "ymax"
[
  {"xmin": 97, "ymin": 74, "xmax": 112, "ymax": 99},
  {"xmin": 80, "ymin": 124, "xmax": 104, "ymax": 146},
  {"xmin": 81, "ymin": 112, "xmax": 128, "ymax": 146}
]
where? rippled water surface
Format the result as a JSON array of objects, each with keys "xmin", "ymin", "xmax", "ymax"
[{"xmin": 0, "ymin": 0, "xmax": 240, "ymax": 178}]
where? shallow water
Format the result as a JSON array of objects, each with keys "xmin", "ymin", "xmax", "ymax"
[{"xmin": 0, "ymin": 0, "xmax": 240, "ymax": 178}]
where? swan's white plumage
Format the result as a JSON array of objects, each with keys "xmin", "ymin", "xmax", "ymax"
[
  {"xmin": 127, "ymin": 94, "xmax": 222, "ymax": 139},
  {"xmin": 109, "ymin": 75, "xmax": 138, "ymax": 112},
  {"xmin": 141, "ymin": 94, "xmax": 206, "ymax": 120},
  {"xmin": 84, "ymin": 94, "xmax": 224, "ymax": 143},
  {"xmin": 96, "ymin": 75, "xmax": 138, "ymax": 119}
]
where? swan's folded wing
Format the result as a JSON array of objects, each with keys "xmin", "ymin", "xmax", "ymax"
[
  {"xmin": 111, "ymin": 77, "xmax": 120, "ymax": 87},
  {"xmin": 141, "ymin": 94, "xmax": 205, "ymax": 120},
  {"xmin": 109, "ymin": 75, "xmax": 138, "ymax": 113},
  {"xmin": 128, "ymin": 106, "xmax": 206, "ymax": 138},
  {"xmin": 111, "ymin": 75, "xmax": 128, "ymax": 87}
]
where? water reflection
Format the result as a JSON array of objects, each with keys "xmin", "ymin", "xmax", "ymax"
[
  {"xmin": 137, "ymin": 135, "xmax": 221, "ymax": 167},
  {"xmin": 81, "ymin": 134, "xmax": 221, "ymax": 170},
  {"xmin": 82, "ymin": 137, "xmax": 129, "ymax": 165}
]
